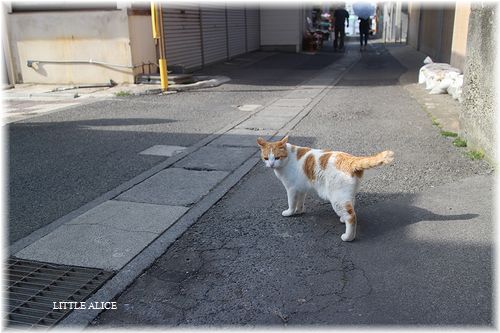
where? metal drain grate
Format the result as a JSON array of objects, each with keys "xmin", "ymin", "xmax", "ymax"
[{"xmin": 6, "ymin": 258, "xmax": 113, "ymax": 329}]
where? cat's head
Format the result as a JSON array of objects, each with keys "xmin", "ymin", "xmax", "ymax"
[{"xmin": 256, "ymin": 136, "xmax": 288, "ymax": 169}]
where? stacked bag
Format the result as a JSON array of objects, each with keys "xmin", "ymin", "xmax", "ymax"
[{"xmin": 418, "ymin": 56, "xmax": 464, "ymax": 102}]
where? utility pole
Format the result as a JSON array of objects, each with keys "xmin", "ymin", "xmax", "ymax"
[{"xmin": 151, "ymin": 2, "xmax": 168, "ymax": 91}]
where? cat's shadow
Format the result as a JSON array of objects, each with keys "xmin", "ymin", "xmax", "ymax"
[{"xmin": 307, "ymin": 192, "xmax": 479, "ymax": 240}]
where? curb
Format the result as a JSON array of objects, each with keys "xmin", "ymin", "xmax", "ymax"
[
  {"xmin": 136, "ymin": 76, "xmax": 232, "ymax": 95},
  {"xmin": 168, "ymin": 76, "xmax": 231, "ymax": 92}
]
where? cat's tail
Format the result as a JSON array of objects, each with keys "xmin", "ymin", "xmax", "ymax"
[{"xmin": 352, "ymin": 150, "xmax": 394, "ymax": 171}]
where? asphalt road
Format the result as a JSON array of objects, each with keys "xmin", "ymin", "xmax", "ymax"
[
  {"xmin": 94, "ymin": 43, "xmax": 493, "ymax": 326},
  {"xmin": 8, "ymin": 51, "xmax": 342, "ymax": 244}
]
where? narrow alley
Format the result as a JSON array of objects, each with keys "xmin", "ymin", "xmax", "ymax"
[{"xmin": 4, "ymin": 1, "xmax": 495, "ymax": 330}]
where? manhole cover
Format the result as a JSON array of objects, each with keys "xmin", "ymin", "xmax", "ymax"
[{"xmin": 6, "ymin": 258, "xmax": 113, "ymax": 329}]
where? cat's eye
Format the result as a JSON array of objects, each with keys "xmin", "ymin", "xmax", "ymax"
[
  {"xmin": 264, "ymin": 157, "xmax": 268, "ymax": 160},
  {"xmin": 275, "ymin": 157, "xmax": 280, "ymax": 160}
]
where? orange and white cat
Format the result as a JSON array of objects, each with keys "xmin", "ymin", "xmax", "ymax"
[{"xmin": 257, "ymin": 136, "xmax": 394, "ymax": 242}]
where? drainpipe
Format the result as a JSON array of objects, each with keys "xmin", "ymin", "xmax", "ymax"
[{"xmin": 151, "ymin": 2, "xmax": 168, "ymax": 91}]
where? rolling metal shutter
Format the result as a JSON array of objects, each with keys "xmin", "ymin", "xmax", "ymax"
[
  {"xmin": 245, "ymin": 7, "xmax": 260, "ymax": 52},
  {"xmin": 226, "ymin": 7, "xmax": 246, "ymax": 58},
  {"xmin": 200, "ymin": 4, "xmax": 228, "ymax": 65},
  {"xmin": 163, "ymin": 4, "xmax": 203, "ymax": 71}
]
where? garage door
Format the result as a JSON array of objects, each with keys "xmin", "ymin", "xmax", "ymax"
[
  {"xmin": 200, "ymin": 4, "xmax": 228, "ymax": 65},
  {"xmin": 162, "ymin": 5, "xmax": 260, "ymax": 70},
  {"xmin": 226, "ymin": 7, "xmax": 246, "ymax": 58},
  {"xmin": 163, "ymin": 3, "xmax": 203, "ymax": 71},
  {"xmin": 246, "ymin": 7, "xmax": 260, "ymax": 52}
]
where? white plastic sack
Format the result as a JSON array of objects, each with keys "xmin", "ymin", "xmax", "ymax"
[
  {"xmin": 428, "ymin": 69, "xmax": 459, "ymax": 94},
  {"xmin": 418, "ymin": 56, "xmax": 461, "ymax": 95},
  {"xmin": 447, "ymin": 73, "xmax": 464, "ymax": 101},
  {"xmin": 423, "ymin": 56, "xmax": 433, "ymax": 64}
]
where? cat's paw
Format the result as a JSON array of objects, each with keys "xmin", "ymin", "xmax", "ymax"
[
  {"xmin": 339, "ymin": 216, "xmax": 346, "ymax": 224},
  {"xmin": 282, "ymin": 209, "xmax": 295, "ymax": 217},
  {"xmin": 341, "ymin": 233, "xmax": 355, "ymax": 242}
]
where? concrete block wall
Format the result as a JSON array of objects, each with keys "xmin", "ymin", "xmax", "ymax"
[
  {"xmin": 128, "ymin": 13, "xmax": 157, "ymax": 77},
  {"xmin": 8, "ymin": 9, "xmax": 137, "ymax": 84},
  {"xmin": 460, "ymin": 3, "xmax": 496, "ymax": 161}
]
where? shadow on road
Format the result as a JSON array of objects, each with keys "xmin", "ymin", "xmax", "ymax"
[
  {"xmin": 355, "ymin": 192, "xmax": 479, "ymax": 239},
  {"xmin": 12, "ymin": 117, "xmax": 178, "ymax": 128}
]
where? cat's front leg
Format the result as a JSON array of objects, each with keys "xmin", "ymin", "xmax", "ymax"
[{"xmin": 282, "ymin": 188, "xmax": 299, "ymax": 217}]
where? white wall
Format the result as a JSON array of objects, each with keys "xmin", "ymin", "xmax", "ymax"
[
  {"xmin": 260, "ymin": 7, "xmax": 302, "ymax": 52},
  {"xmin": 128, "ymin": 14, "xmax": 157, "ymax": 77},
  {"xmin": 8, "ymin": 9, "xmax": 135, "ymax": 84},
  {"xmin": 450, "ymin": 2, "xmax": 470, "ymax": 70}
]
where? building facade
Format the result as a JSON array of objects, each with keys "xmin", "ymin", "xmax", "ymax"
[
  {"xmin": 406, "ymin": 2, "xmax": 470, "ymax": 70},
  {"xmin": 3, "ymin": 2, "xmax": 313, "ymax": 84}
]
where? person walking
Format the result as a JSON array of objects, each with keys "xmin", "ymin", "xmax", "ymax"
[
  {"xmin": 333, "ymin": 4, "xmax": 349, "ymax": 52},
  {"xmin": 359, "ymin": 17, "xmax": 370, "ymax": 51}
]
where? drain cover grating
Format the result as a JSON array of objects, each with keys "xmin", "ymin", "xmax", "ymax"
[{"xmin": 6, "ymin": 258, "xmax": 113, "ymax": 329}]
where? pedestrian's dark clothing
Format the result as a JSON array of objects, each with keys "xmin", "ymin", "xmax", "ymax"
[
  {"xmin": 333, "ymin": 9, "xmax": 349, "ymax": 50},
  {"xmin": 333, "ymin": 9, "xmax": 349, "ymax": 28},
  {"xmin": 359, "ymin": 18, "xmax": 370, "ymax": 46}
]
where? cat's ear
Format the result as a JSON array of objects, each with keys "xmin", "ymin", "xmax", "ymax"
[
  {"xmin": 279, "ymin": 135, "xmax": 289, "ymax": 145},
  {"xmin": 257, "ymin": 137, "xmax": 267, "ymax": 147}
]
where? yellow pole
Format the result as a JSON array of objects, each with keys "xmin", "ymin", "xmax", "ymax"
[
  {"xmin": 157, "ymin": 4, "xmax": 168, "ymax": 92},
  {"xmin": 159, "ymin": 58, "xmax": 168, "ymax": 91},
  {"xmin": 151, "ymin": 2, "xmax": 168, "ymax": 91},
  {"xmin": 151, "ymin": 2, "xmax": 160, "ymax": 39}
]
